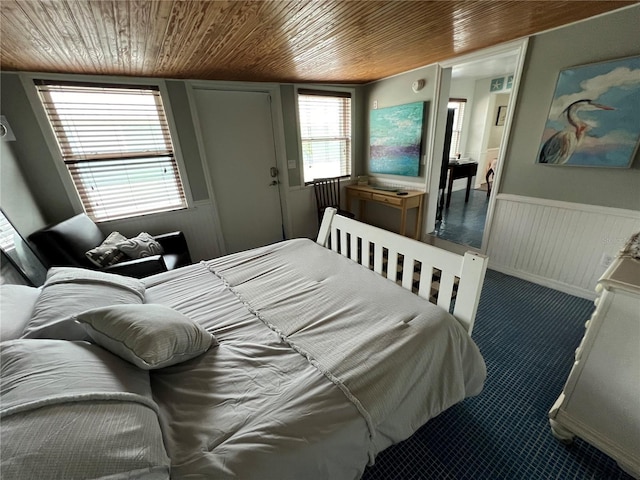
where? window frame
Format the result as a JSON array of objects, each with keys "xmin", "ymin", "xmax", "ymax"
[
  {"xmin": 21, "ymin": 73, "xmax": 193, "ymax": 222},
  {"xmin": 447, "ymin": 98, "xmax": 467, "ymax": 159},
  {"xmin": 295, "ymin": 86, "xmax": 355, "ymax": 186}
]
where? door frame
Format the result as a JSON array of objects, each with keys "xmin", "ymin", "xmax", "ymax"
[
  {"xmin": 186, "ymin": 80, "xmax": 290, "ymax": 255},
  {"xmin": 427, "ymin": 38, "xmax": 529, "ymax": 253}
]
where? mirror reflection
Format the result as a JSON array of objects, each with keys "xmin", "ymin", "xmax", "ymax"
[
  {"xmin": 433, "ymin": 51, "xmax": 518, "ymax": 249},
  {"xmin": 0, "ymin": 209, "xmax": 46, "ymax": 286}
]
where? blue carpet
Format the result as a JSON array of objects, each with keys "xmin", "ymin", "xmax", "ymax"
[
  {"xmin": 434, "ymin": 189, "xmax": 488, "ymax": 249},
  {"xmin": 362, "ymin": 269, "xmax": 633, "ymax": 480}
]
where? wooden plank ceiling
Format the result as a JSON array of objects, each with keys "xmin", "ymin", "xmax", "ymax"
[{"xmin": 0, "ymin": 1, "xmax": 634, "ymax": 84}]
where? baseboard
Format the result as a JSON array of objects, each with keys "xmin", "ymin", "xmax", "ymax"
[{"xmin": 488, "ymin": 264, "xmax": 596, "ymax": 300}]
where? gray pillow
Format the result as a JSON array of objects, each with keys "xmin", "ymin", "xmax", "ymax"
[
  {"xmin": 21, "ymin": 267, "xmax": 145, "ymax": 341},
  {"xmin": 86, "ymin": 231, "xmax": 129, "ymax": 267},
  {"xmin": 117, "ymin": 232, "xmax": 164, "ymax": 259},
  {"xmin": 76, "ymin": 304, "xmax": 218, "ymax": 369},
  {"xmin": 0, "ymin": 285, "xmax": 41, "ymax": 341}
]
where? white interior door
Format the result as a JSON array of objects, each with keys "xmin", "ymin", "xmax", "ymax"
[{"xmin": 192, "ymin": 89, "xmax": 283, "ymax": 254}]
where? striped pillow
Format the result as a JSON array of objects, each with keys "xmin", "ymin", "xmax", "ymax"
[
  {"xmin": 86, "ymin": 231, "xmax": 129, "ymax": 267},
  {"xmin": 117, "ymin": 232, "xmax": 164, "ymax": 259}
]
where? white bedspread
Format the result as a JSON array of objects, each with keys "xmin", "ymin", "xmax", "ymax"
[{"xmin": 144, "ymin": 239, "xmax": 486, "ymax": 480}]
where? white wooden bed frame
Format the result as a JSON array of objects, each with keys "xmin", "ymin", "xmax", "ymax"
[{"xmin": 316, "ymin": 208, "xmax": 488, "ymax": 334}]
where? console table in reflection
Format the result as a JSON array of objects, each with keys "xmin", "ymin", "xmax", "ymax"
[
  {"xmin": 445, "ymin": 161, "xmax": 478, "ymax": 208},
  {"xmin": 345, "ymin": 185, "xmax": 424, "ymax": 239}
]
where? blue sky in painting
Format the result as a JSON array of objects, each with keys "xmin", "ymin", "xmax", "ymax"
[{"xmin": 540, "ymin": 56, "xmax": 640, "ymax": 167}]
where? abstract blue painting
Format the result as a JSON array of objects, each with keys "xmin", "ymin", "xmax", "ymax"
[
  {"xmin": 538, "ymin": 55, "xmax": 640, "ymax": 167},
  {"xmin": 370, "ymin": 102, "xmax": 424, "ymax": 176}
]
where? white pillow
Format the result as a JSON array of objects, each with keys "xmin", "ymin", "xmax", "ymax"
[
  {"xmin": 117, "ymin": 232, "xmax": 164, "ymax": 259},
  {"xmin": 21, "ymin": 267, "xmax": 145, "ymax": 341},
  {"xmin": 0, "ymin": 285, "xmax": 41, "ymax": 341},
  {"xmin": 76, "ymin": 304, "xmax": 217, "ymax": 370}
]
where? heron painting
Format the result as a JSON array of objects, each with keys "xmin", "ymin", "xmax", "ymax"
[{"xmin": 537, "ymin": 55, "xmax": 640, "ymax": 167}]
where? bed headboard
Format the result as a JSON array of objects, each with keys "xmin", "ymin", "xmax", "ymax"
[{"xmin": 316, "ymin": 208, "xmax": 488, "ymax": 335}]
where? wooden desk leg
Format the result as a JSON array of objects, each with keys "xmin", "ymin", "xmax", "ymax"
[
  {"xmin": 346, "ymin": 194, "xmax": 354, "ymax": 220},
  {"xmin": 415, "ymin": 198, "xmax": 424, "ymax": 240},
  {"xmin": 400, "ymin": 205, "xmax": 407, "ymax": 237},
  {"xmin": 446, "ymin": 173, "xmax": 454, "ymax": 208},
  {"xmin": 465, "ymin": 175, "xmax": 472, "ymax": 203}
]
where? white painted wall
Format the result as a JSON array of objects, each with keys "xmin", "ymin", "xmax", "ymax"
[
  {"xmin": 487, "ymin": 93, "xmax": 510, "ymax": 150},
  {"xmin": 287, "ymin": 186, "xmax": 320, "ymax": 239},
  {"xmin": 465, "ymin": 77, "xmax": 492, "ymax": 165},
  {"xmin": 0, "ymin": 141, "xmax": 46, "ymax": 236},
  {"xmin": 449, "ymin": 77, "xmax": 476, "ymax": 157},
  {"xmin": 472, "ymin": 91, "xmax": 511, "ymax": 188},
  {"xmin": 448, "ymin": 78, "xmax": 479, "ymax": 192}
]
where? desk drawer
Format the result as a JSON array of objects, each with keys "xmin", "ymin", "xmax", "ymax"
[
  {"xmin": 352, "ymin": 191, "xmax": 372, "ymax": 200},
  {"xmin": 372, "ymin": 193, "xmax": 403, "ymax": 206}
]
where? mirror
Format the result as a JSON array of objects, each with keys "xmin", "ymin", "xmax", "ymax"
[
  {"xmin": 0, "ymin": 209, "xmax": 46, "ymax": 286},
  {"xmin": 431, "ymin": 47, "xmax": 522, "ymax": 250}
]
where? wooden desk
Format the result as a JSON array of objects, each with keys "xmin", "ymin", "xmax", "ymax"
[
  {"xmin": 345, "ymin": 184, "xmax": 424, "ymax": 239},
  {"xmin": 446, "ymin": 161, "xmax": 478, "ymax": 208}
]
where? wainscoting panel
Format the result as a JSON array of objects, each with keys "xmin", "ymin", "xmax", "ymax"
[
  {"xmin": 286, "ymin": 186, "xmax": 318, "ymax": 240},
  {"xmin": 487, "ymin": 194, "xmax": 640, "ymax": 299},
  {"xmin": 100, "ymin": 201, "xmax": 223, "ymax": 262}
]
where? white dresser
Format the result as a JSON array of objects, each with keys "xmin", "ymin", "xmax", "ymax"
[{"xmin": 549, "ymin": 256, "xmax": 640, "ymax": 478}]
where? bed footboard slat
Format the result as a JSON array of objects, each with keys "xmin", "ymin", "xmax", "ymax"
[
  {"xmin": 340, "ymin": 229, "xmax": 348, "ymax": 257},
  {"xmin": 453, "ymin": 251, "xmax": 489, "ymax": 333},
  {"xmin": 330, "ymin": 225, "xmax": 339, "ymax": 253},
  {"xmin": 437, "ymin": 273, "xmax": 456, "ymax": 311},
  {"xmin": 373, "ymin": 244, "xmax": 384, "ymax": 274},
  {"xmin": 363, "ymin": 240, "xmax": 372, "ymax": 269},
  {"xmin": 350, "ymin": 234, "xmax": 359, "ymax": 262},
  {"xmin": 417, "ymin": 268, "xmax": 432, "ymax": 300},
  {"xmin": 401, "ymin": 255, "xmax": 415, "ymax": 291},
  {"xmin": 386, "ymin": 249, "xmax": 398, "ymax": 282}
]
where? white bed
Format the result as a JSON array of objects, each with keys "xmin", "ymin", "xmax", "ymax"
[{"xmin": 1, "ymin": 209, "xmax": 488, "ymax": 480}]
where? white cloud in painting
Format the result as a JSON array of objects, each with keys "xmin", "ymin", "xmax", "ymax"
[
  {"xmin": 580, "ymin": 128, "xmax": 637, "ymax": 151},
  {"xmin": 549, "ymin": 66, "xmax": 640, "ymax": 118}
]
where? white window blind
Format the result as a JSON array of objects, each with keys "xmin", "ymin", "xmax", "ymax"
[
  {"xmin": 35, "ymin": 81, "xmax": 187, "ymax": 222},
  {"xmin": 298, "ymin": 90, "xmax": 351, "ymax": 184},
  {"xmin": 448, "ymin": 99, "xmax": 467, "ymax": 159},
  {"xmin": 0, "ymin": 213, "xmax": 15, "ymax": 252}
]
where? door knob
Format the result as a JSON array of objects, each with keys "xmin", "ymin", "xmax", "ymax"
[{"xmin": 269, "ymin": 180, "xmax": 279, "ymax": 186}]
